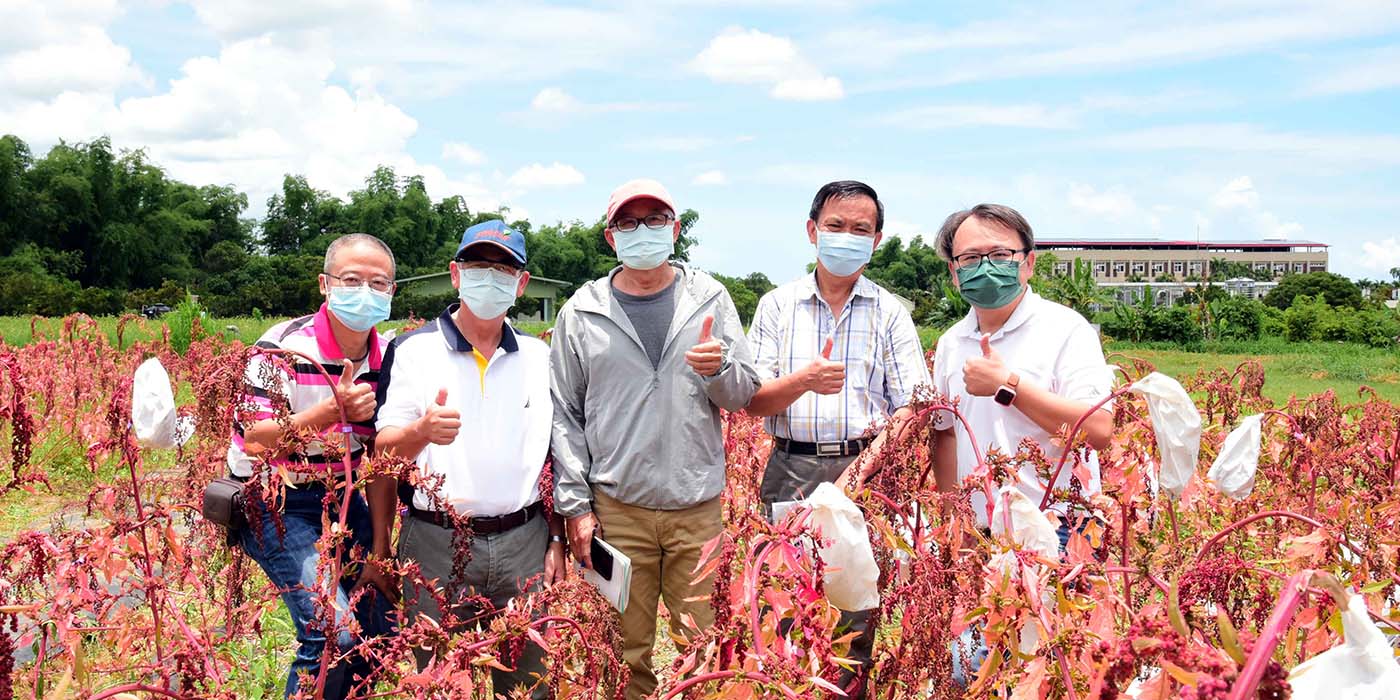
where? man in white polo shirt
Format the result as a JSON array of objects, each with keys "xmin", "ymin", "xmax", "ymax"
[
  {"xmin": 931, "ymin": 204, "xmax": 1114, "ymax": 686},
  {"xmin": 929, "ymin": 203, "xmax": 1113, "ymax": 531},
  {"xmin": 370, "ymin": 220, "xmax": 561, "ymax": 699}
]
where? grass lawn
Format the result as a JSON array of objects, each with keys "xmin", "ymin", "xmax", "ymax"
[{"xmin": 1104, "ymin": 339, "xmax": 1400, "ymax": 404}]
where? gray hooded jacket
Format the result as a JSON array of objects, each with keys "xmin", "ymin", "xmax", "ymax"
[{"xmin": 550, "ymin": 263, "xmax": 760, "ymax": 517}]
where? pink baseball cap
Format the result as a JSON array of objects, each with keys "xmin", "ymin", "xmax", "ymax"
[{"xmin": 606, "ymin": 178, "xmax": 676, "ymax": 226}]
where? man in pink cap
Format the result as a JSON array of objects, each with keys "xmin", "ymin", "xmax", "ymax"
[{"xmin": 550, "ymin": 178, "xmax": 760, "ymax": 698}]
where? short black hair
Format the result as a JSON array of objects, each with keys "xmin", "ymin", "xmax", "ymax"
[
  {"xmin": 809, "ymin": 180, "xmax": 884, "ymax": 232},
  {"xmin": 935, "ymin": 204, "xmax": 1035, "ymax": 262}
]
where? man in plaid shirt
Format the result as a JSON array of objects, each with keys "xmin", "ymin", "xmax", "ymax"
[{"xmin": 744, "ymin": 180, "xmax": 931, "ymax": 698}]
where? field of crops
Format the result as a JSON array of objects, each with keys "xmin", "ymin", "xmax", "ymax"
[{"xmin": 2, "ymin": 314, "xmax": 1399, "ymax": 698}]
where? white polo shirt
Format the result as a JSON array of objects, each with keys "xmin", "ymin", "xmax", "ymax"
[
  {"xmin": 931, "ymin": 291, "xmax": 1113, "ymax": 526},
  {"xmin": 375, "ymin": 304, "xmax": 551, "ymax": 517}
]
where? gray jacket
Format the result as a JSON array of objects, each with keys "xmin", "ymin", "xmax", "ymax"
[{"xmin": 550, "ymin": 263, "xmax": 760, "ymax": 517}]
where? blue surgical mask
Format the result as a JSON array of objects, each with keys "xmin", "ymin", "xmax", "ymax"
[
  {"xmin": 816, "ymin": 230, "xmax": 874, "ymax": 277},
  {"xmin": 613, "ymin": 223, "xmax": 674, "ymax": 270},
  {"xmin": 327, "ymin": 285, "xmax": 392, "ymax": 332},
  {"xmin": 458, "ymin": 267, "xmax": 521, "ymax": 319}
]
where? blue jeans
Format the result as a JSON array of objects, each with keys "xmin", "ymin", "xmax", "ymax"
[
  {"xmin": 950, "ymin": 522, "xmax": 1075, "ymax": 686},
  {"xmin": 240, "ymin": 485, "xmax": 393, "ymax": 699}
]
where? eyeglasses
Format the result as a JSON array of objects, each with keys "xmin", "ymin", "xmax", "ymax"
[
  {"xmin": 951, "ymin": 248, "xmax": 1027, "ymax": 270},
  {"xmin": 325, "ymin": 273, "xmax": 394, "ymax": 293},
  {"xmin": 457, "ymin": 260, "xmax": 522, "ymax": 276},
  {"xmin": 611, "ymin": 214, "xmax": 674, "ymax": 233}
]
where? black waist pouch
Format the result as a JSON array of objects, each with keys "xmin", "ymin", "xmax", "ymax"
[{"xmin": 202, "ymin": 477, "xmax": 249, "ymax": 544}]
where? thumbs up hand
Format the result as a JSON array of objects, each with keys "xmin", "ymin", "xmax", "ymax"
[
  {"xmin": 416, "ymin": 387, "xmax": 462, "ymax": 445},
  {"xmin": 802, "ymin": 334, "xmax": 846, "ymax": 395},
  {"xmin": 962, "ymin": 333, "xmax": 1010, "ymax": 397},
  {"xmin": 685, "ymin": 314, "xmax": 726, "ymax": 377},
  {"xmin": 335, "ymin": 361, "xmax": 378, "ymax": 423}
]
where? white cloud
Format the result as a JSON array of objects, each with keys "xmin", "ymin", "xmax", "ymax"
[
  {"xmin": 521, "ymin": 87, "xmax": 681, "ymax": 123},
  {"xmin": 1359, "ymin": 238, "xmax": 1400, "ymax": 273},
  {"xmin": 0, "ymin": 32, "xmax": 510, "ymax": 217},
  {"xmin": 530, "ymin": 87, "xmax": 583, "ymax": 113},
  {"xmin": 1085, "ymin": 123, "xmax": 1400, "ymax": 167},
  {"xmin": 1209, "ymin": 176, "xmax": 1303, "ymax": 240},
  {"xmin": 851, "ymin": 3, "xmax": 1400, "ymax": 91},
  {"xmin": 441, "ymin": 141, "xmax": 486, "ymax": 165},
  {"xmin": 879, "ymin": 103, "xmax": 1078, "ymax": 130},
  {"xmin": 692, "ymin": 170, "xmax": 728, "ymax": 186},
  {"xmin": 1211, "ymin": 176, "xmax": 1260, "ymax": 210},
  {"xmin": 1068, "ymin": 183, "xmax": 1138, "ymax": 219},
  {"xmin": 506, "ymin": 162, "xmax": 585, "ymax": 188},
  {"xmin": 689, "ymin": 26, "xmax": 844, "ymax": 101},
  {"xmin": 771, "ymin": 76, "xmax": 844, "ymax": 101},
  {"xmin": 1301, "ymin": 45, "xmax": 1400, "ymax": 97},
  {"xmin": 882, "ymin": 218, "xmax": 931, "ymax": 240}
]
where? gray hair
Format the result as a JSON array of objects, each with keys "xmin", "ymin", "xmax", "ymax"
[
  {"xmin": 324, "ymin": 233, "xmax": 396, "ymax": 277},
  {"xmin": 934, "ymin": 204, "xmax": 1035, "ymax": 262}
]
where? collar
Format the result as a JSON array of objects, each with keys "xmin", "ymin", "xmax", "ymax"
[
  {"xmin": 437, "ymin": 302, "xmax": 519, "ymax": 354},
  {"xmin": 798, "ymin": 271, "xmax": 880, "ymax": 302},
  {"xmin": 960, "ymin": 289, "xmax": 1041, "ymax": 340},
  {"xmin": 313, "ymin": 303, "xmax": 383, "ymax": 370}
]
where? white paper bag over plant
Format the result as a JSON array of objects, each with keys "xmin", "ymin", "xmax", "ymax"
[
  {"xmin": 1289, "ymin": 592, "xmax": 1400, "ymax": 699},
  {"xmin": 132, "ymin": 357, "xmax": 186, "ymax": 449},
  {"xmin": 989, "ymin": 485, "xmax": 1060, "ymax": 561},
  {"xmin": 1207, "ymin": 414, "xmax": 1262, "ymax": 500},
  {"xmin": 804, "ymin": 482, "xmax": 880, "ymax": 612},
  {"xmin": 1128, "ymin": 372, "xmax": 1201, "ymax": 498}
]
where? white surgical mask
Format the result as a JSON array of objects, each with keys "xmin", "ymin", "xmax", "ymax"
[
  {"xmin": 613, "ymin": 223, "xmax": 674, "ymax": 270},
  {"xmin": 457, "ymin": 268, "xmax": 520, "ymax": 319}
]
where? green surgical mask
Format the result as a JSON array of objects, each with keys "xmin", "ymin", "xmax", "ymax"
[{"xmin": 955, "ymin": 259, "xmax": 1024, "ymax": 309}]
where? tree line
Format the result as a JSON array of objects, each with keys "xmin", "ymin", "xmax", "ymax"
[{"xmin": 1, "ymin": 134, "xmax": 1395, "ymax": 344}]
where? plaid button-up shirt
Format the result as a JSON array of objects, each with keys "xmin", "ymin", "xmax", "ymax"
[{"xmin": 747, "ymin": 273, "xmax": 931, "ymax": 443}]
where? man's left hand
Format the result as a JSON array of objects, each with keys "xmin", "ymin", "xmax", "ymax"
[
  {"xmin": 351, "ymin": 556, "xmax": 400, "ymax": 602},
  {"xmin": 962, "ymin": 333, "xmax": 1011, "ymax": 397},
  {"xmin": 685, "ymin": 315, "xmax": 725, "ymax": 377},
  {"xmin": 543, "ymin": 539, "xmax": 566, "ymax": 585}
]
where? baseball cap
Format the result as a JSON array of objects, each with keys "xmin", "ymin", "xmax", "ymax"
[
  {"xmin": 455, "ymin": 220, "xmax": 526, "ymax": 267},
  {"xmin": 606, "ymin": 178, "xmax": 676, "ymax": 226}
]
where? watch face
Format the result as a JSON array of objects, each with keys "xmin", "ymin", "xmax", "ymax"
[{"xmin": 994, "ymin": 387, "xmax": 1016, "ymax": 406}]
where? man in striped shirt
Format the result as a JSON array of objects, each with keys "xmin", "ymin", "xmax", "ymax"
[
  {"xmin": 744, "ymin": 180, "xmax": 931, "ymax": 697},
  {"xmin": 228, "ymin": 233, "xmax": 397, "ymax": 700}
]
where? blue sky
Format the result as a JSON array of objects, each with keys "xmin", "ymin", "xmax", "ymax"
[{"xmin": 3, "ymin": 1, "xmax": 1399, "ymax": 282}]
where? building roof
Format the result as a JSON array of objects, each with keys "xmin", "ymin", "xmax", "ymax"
[{"xmin": 1037, "ymin": 238, "xmax": 1328, "ymax": 250}]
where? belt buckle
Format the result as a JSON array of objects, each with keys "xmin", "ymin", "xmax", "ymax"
[{"xmin": 816, "ymin": 441, "xmax": 842, "ymax": 457}]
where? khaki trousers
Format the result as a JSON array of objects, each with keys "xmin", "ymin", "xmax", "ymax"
[{"xmin": 592, "ymin": 489, "xmax": 722, "ymax": 700}]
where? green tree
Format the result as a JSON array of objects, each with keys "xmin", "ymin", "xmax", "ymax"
[{"xmin": 1263, "ymin": 272, "xmax": 1362, "ymax": 310}]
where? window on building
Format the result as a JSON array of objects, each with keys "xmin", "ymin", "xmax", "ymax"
[
  {"xmin": 1189, "ymin": 261, "xmax": 1203, "ymax": 274},
  {"xmin": 1293, "ymin": 262, "xmax": 1305, "ymax": 273},
  {"xmin": 1055, "ymin": 262, "xmax": 1069, "ymax": 275},
  {"xmin": 1173, "ymin": 261, "xmax": 1184, "ymax": 274},
  {"xmin": 1095, "ymin": 262, "xmax": 1107, "ymax": 276},
  {"xmin": 1151, "ymin": 262, "xmax": 1164, "ymax": 274},
  {"xmin": 1132, "ymin": 262, "xmax": 1145, "ymax": 274}
]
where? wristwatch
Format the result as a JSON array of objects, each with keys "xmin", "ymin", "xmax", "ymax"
[
  {"xmin": 549, "ymin": 534, "xmax": 565, "ymax": 545},
  {"xmin": 994, "ymin": 372, "xmax": 1020, "ymax": 406}
]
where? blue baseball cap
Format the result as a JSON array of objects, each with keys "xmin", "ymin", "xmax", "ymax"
[{"xmin": 455, "ymin": 220, "xmax": 527, "ymax": 267}]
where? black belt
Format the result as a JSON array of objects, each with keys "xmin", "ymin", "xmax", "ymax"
[
  {"xmin": 408, "ymin": 501, "xmax": 543, "ymax": 535},
  {"xmin": 774, "ymin": 437, "xmax": 869, "ymax": 457}
]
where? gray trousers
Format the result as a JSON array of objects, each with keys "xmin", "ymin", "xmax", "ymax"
[
  {"xmin": 398, "ymin": 512, "xmax": 549, "ymax": 699},
  {"xmin": 762, "ymin": 448, "xmax": 873, "ymax": 698}
]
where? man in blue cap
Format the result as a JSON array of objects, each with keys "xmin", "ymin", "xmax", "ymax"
[{"xmin": 370, "ymin": 220, "xmax": 562, "ymax": 698}]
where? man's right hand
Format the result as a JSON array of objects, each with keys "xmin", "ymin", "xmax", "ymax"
[
  {"xmin": 416, "ymin": 388, "xmax": 461, "ymax": 445},
  {"xmin": 566, "ymin": 512, "xmax": 598, "ymax": 570},
  {"xmin": 803, "ymin": 336, "xmax": 846, "ymax": 395}
]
